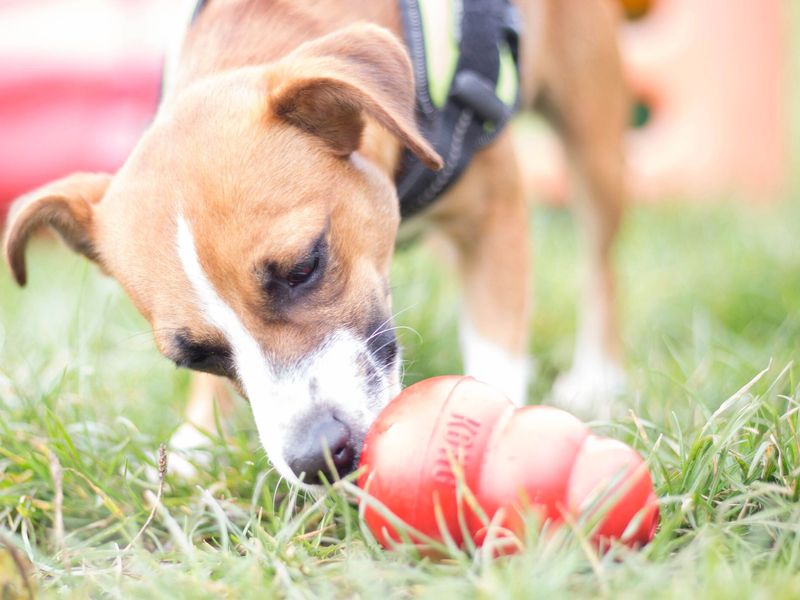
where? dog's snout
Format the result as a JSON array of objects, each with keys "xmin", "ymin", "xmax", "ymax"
[{"xmin": 286, "ymin": 414, "xmax": 356, "ymax": 485}]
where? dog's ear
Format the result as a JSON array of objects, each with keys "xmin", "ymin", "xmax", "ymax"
[
  {"xmin": 266, "ymin": 23, "xmax": 443, "ymax": 170},
  {"xmin": 3, "ymin": 172, "xmax": 111, "ymax": 286}
]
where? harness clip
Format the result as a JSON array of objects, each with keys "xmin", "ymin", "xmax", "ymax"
[{"xmin": 450, "ymin": 70, "xmax": 511, "ymax": 125}]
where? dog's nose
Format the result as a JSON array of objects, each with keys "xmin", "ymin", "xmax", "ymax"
[{"xmin": 286, "ymin": 415, "xmax": 355, "ymax": 484}]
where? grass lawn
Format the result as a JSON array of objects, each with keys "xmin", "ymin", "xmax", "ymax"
[
  {"xmin": 1, "ymin": 198, "xmax": 800, "ymax": 599},
  {"xmin": 2, "ymin": 6, "xmax": 800, "ymax": 598}
]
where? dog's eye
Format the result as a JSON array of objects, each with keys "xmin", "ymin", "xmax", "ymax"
[
  {"xmin": 262, "ymin": 236, "xmax": 327, "ymax": 297},
  {"xmin": 286, "ymin": 253, "xmax": 319, "ymax": 287}
]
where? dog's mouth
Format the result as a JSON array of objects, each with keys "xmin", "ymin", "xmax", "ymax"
[{"xmin": 233, "ymin": 327, "xmax": 402, "ymax": 489}]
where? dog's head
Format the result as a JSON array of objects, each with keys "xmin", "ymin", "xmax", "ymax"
[{"xmin": 3, "ymin": 24, "xmax": 441, "ymax": 486}]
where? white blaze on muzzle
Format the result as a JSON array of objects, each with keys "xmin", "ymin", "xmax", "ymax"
[{"xmin": 175, "ymin": 215, "xmax": 397, "ymax": 486}]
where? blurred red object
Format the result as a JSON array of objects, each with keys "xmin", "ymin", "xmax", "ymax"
[{"xmin": 0, "ymin": 0, "xmax": 187, "ymax": 219}]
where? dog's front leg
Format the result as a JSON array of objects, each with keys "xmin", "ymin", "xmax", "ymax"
[
  {"xmin": 166, "ymin": 372, "xmax": 235, "ymax": 478},
  {"xmin": 430, "ymin": 131, "xmax": 531, "ymax": 406}
]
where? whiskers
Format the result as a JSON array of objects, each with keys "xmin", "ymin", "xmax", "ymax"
[
  {"xmin": 365, "ymin": 304, "xmax": 423, "ymax": 346},
  {"xmin": 361, "ymin": 304, "xmax": 427, "ymax": 407},
  {"xmin": 121, "ymin": 325, "xmax": 185, "ymax": 346},
  {"xmin": 272, "ymin": 469, "xmax": 286, "ymax": 515}
]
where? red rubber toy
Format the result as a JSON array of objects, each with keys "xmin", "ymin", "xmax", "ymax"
[{"xmin": 358, "ymin": 376, "xmax": 658, "ymax": 551}]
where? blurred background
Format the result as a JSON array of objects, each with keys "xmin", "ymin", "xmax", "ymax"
[{"xmin": 0, "ymin": 0, "xmax": 793, "ymax": 212}]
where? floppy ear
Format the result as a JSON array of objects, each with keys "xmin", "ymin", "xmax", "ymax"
[
  {"xmin": 266, "ymin": 23, "xmax": 443, "ymax": 170},
  {"xmin": 3, "ymin": 172, "xmax": 111, "ymax": 286}
]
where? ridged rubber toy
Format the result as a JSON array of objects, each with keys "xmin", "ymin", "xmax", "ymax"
[{"xmin": 358, "ymin": 376, "xmax": 658, "ymax": 551}]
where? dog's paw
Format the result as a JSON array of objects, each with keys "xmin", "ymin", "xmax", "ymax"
[
  {"xmin": 144, "ymin": 451, "xmax": 205, "ymax": 484},
  {"xmin": 551, "ymin": 359, "xmax": 627, "ymax": 419},
  {"xmin": 167, "ymin": 451, "xmax": 208, "ymax": 480},
  {"xmin": 459, "ymin": 318, "xmax": 533, "ymax": 407}
]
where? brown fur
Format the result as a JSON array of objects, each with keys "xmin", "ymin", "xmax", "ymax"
[
  {"xmin": 3, "ymin": 0, "xmax": 627, "ymax": 437},
  {"xmin": 268, "ymin": 26, "xmax": 441, "ymax": 169},
  {"xmin": 5, "ymin": 172, "xmax": 111, "ymax": 286}
]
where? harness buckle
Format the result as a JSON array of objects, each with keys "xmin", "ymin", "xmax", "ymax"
[{"xmin": 449, "ymin": 70, "xmax": 511, "ymax": 125}]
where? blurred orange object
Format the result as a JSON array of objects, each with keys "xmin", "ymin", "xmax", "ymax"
[
  {"xmin": 619, "ymin": 0, "xmax": 655, "ymax": 21},
  {"xmin": 519, "ymin": 0, "xmax": 788, "ymax": 203}
]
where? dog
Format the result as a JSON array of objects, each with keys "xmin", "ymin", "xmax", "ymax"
[{"xmin": 3, "ymin": 0, "xmax": 627, "ymax": 488}]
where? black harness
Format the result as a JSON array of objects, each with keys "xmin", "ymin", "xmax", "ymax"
[
  {"xmin": 185, "ymin": 0, "xmax": 521, "ymax": 219},
  {"xmin": 396, "ymin": 0, "xmax": 521, "ymax": 217}
]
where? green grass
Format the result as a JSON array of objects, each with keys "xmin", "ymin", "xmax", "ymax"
[
  {"xmin": 2, "ymin": 3, "xmax": 800, "ymax": 594},
  {"xmin": 1, "ymin": 197, "xmax": 800, "ymax": 598}
]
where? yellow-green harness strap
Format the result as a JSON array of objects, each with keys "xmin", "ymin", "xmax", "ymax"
[
  {"xmin": 397, "ymin": 0, "xmax": 521, "ymax": 218},
  {"xmin": 183, "ymin": 0, "xmax": 521, "ymax": 219}
]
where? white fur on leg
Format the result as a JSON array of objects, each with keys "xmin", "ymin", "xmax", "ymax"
[
  {"xmin": 459, "ymin": 316, "xmax": 530, "ymax": 406},
  {"xmin": 552, "ymin": 355, "xmax": 626, "ymax": 419},
  {"xmin": 552, "ymin": 285, "xmax": 627, "ymax": 416},
  {"xmin": 167, "ymin": 423, "xmax": 213, "ymax": 479}
]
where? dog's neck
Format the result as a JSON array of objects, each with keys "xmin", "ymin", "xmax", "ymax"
[{"xmin": 170, "ymin": 0, "xmax": 404, "ymax": 178}]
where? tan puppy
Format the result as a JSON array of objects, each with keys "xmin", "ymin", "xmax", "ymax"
[{"xmin": 3, "ymin": 0, "xmax": 627, "ymax": 486}]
